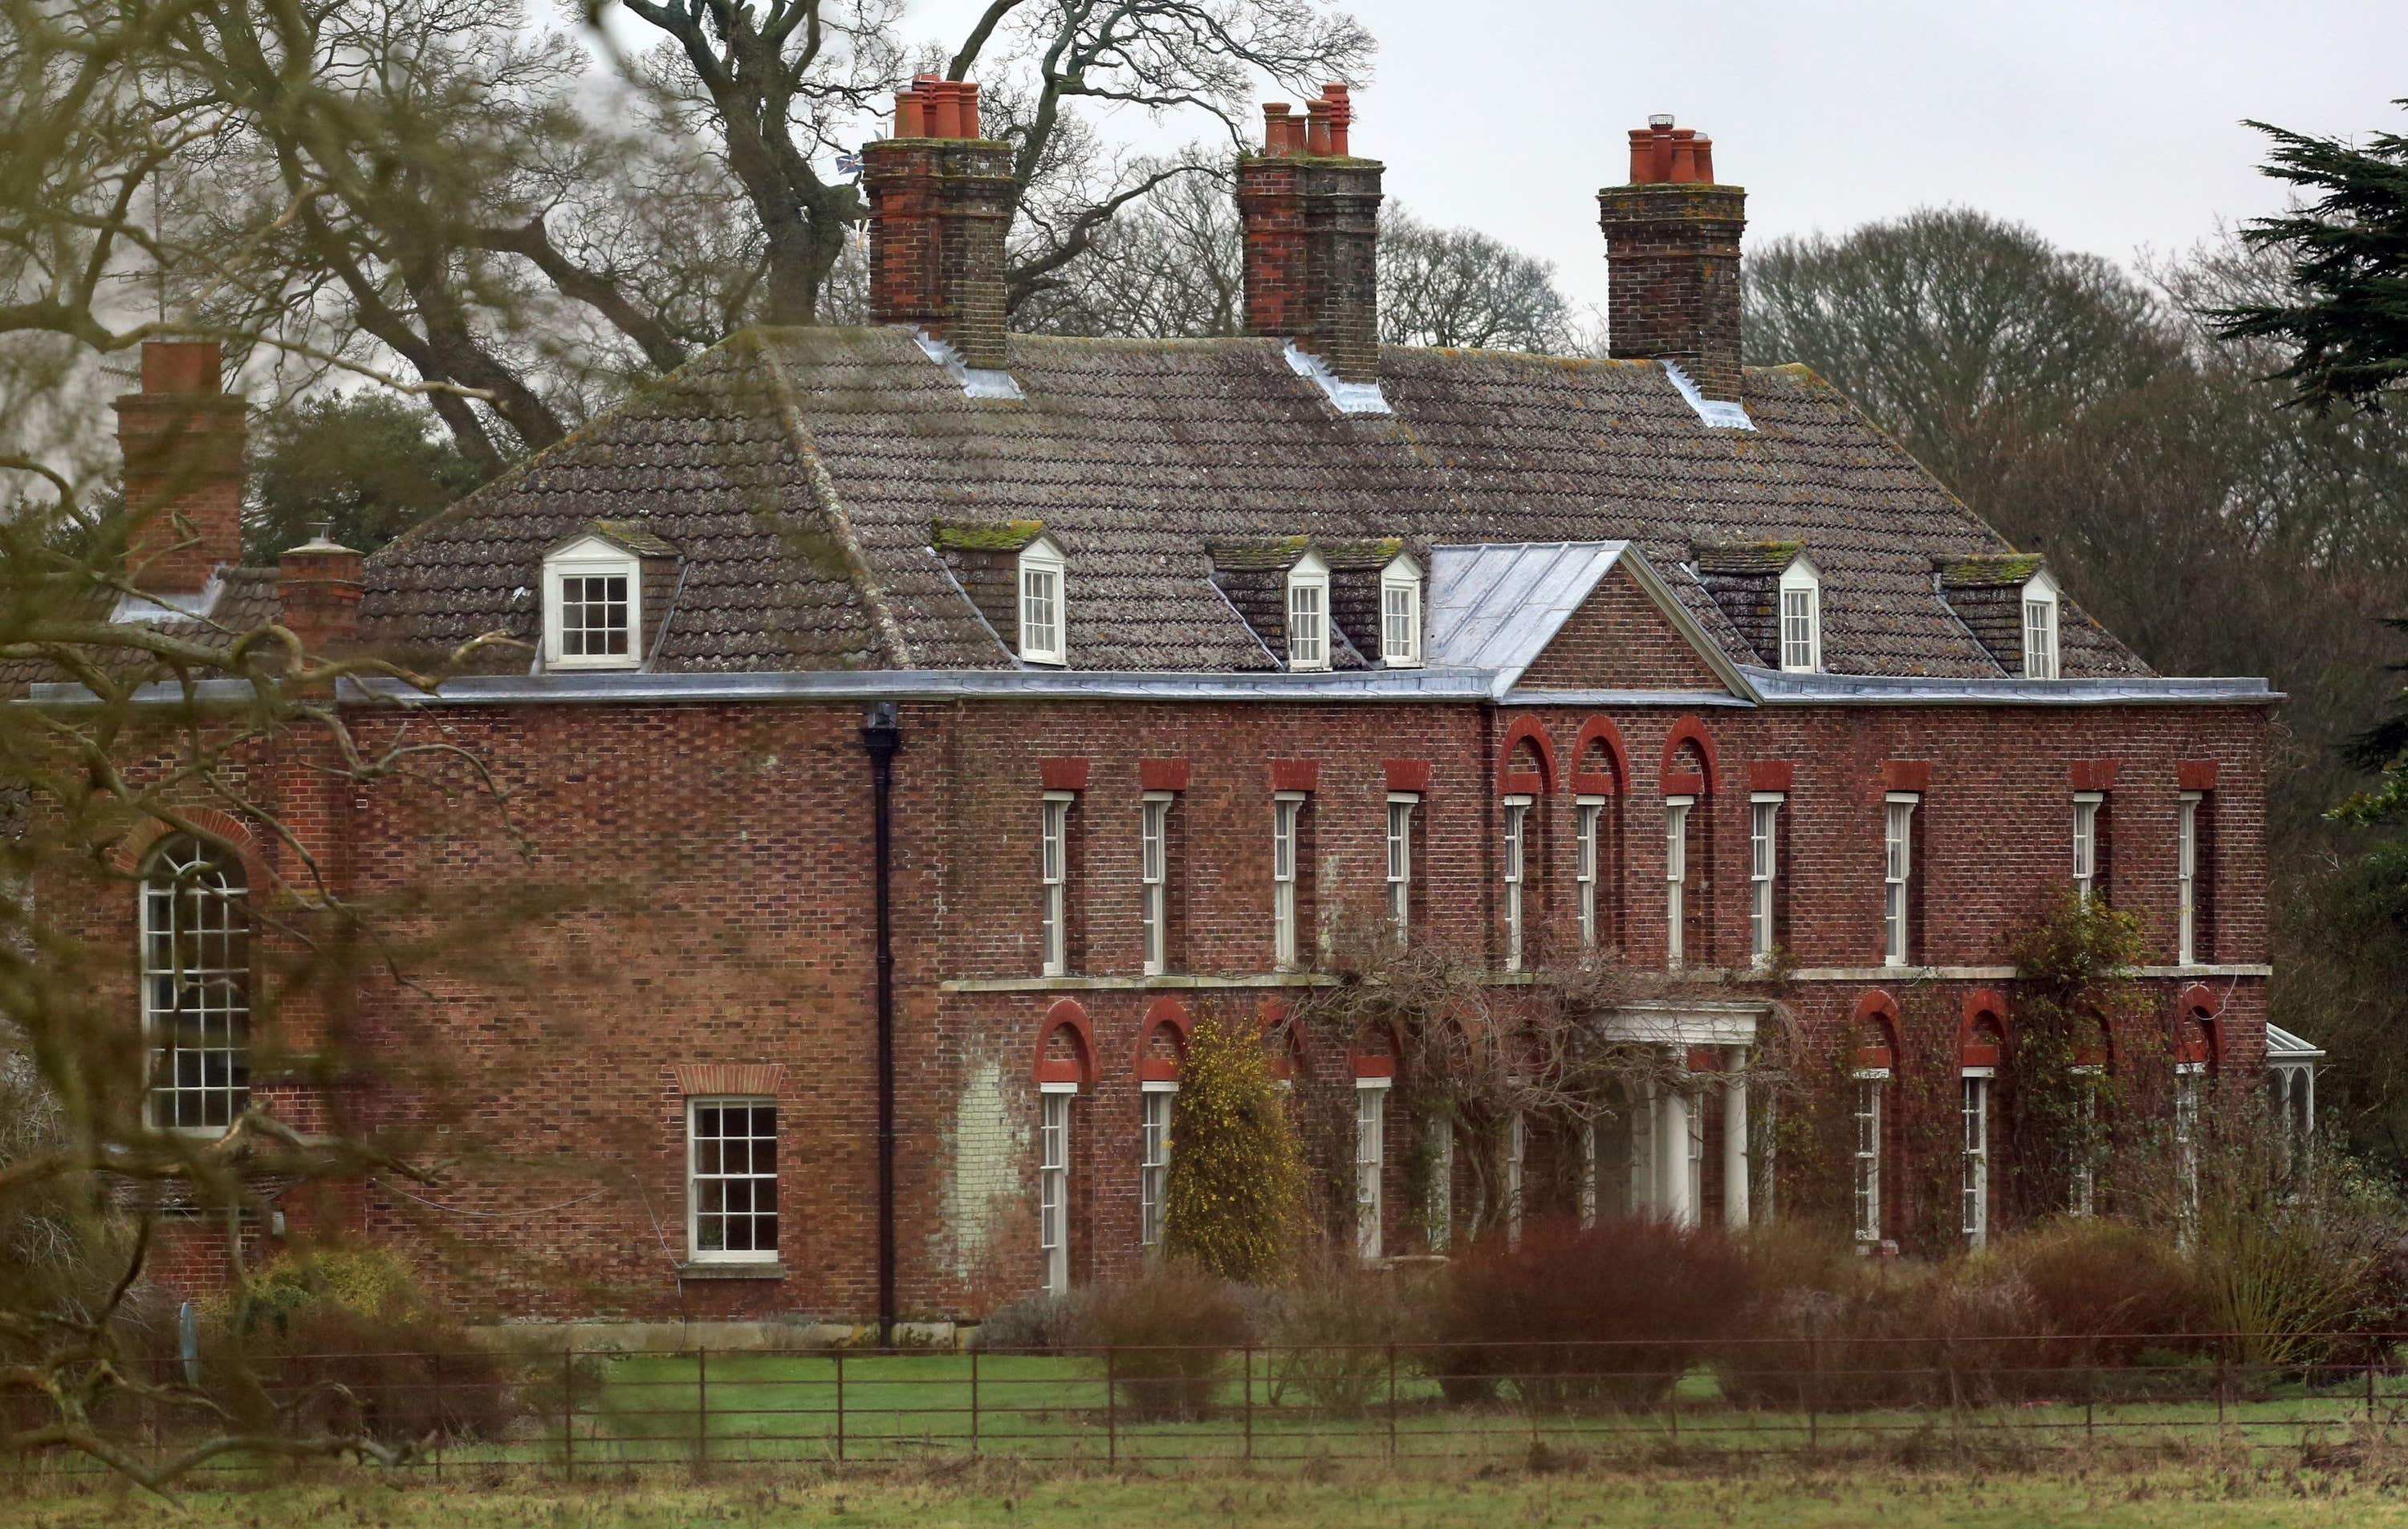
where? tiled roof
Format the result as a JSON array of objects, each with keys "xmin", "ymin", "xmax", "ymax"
[
  {"xmin": 340, "ymin": 326, "xmax": 2147, "ymax": 680},
  {"xmin": 0, "ymin": 568, "xmax": 287, "ymax": 691}
]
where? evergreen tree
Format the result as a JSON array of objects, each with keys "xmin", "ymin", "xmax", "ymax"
[
  {"xmin": 2215, "ymin": 102, "xmax": 2408, "ymax": 411},
  {"xmin": 1161, "ymin": 1015, "xmax": 1304, "ymax": 1283},
  {"xmin": 244, "ymin": 392, "xmax": 490, "ymax": 561}
]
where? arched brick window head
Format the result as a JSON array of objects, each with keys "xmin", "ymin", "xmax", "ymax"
[
  {"xmin": 1497, "ymin": 714, "xmax": 1557, "ymax": 795},
  {"xmin": 1135, "ymin": 996, "xmax": 1192, "ymax": 1084},
  {"xmin": 1032, "ymin": 998, "xmax": 1096, "ymax": 1088}
]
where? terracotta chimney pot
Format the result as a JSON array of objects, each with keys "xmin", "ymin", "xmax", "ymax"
[
  {"xmin": 929, "ymin": 80, "xmax": 964, "ymax": 139},
  {"xmin": 1323, "ymin": 82, "xmax": 1352, "ymax": 156},
  {"xmin": 895, "ymin": 89, "xmax": 925, "ymax": 138},
  {"xmin": 1304, "ymin": 97, "xmax": 1332, "ymax": 155},
  {"xmin": 1627, "ymin": 128, "xmax": 1657, "ymax": 184},
  {"xmin": 959, "ymin": 81, "xmax": 981, "ymax": 137},
  {"xmin": 1669, "ymin": 128, "xmax": 1700, "ymax": 183},
  {"xmin": 1262, "ymin": 102, "xmax": 1292, "ymax": 155},
  {"xmin": 1694, "ymin": 135, "xmax": 1715, "ymax": 183}
]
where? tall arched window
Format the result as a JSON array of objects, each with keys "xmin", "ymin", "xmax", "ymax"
[{"xmin": 140, "ymin": 835, "xmax": 250, "ymax": 1131}]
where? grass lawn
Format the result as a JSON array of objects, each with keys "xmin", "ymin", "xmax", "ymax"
[{"xmin": 12, "ymin": 1460, "xmax": 2408, "ymax": 1529}]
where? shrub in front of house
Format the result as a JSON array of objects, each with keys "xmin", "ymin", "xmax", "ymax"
[{"xmin": 1074, "ymin": 1263, "xmax": 1253, "ymax": 1422}]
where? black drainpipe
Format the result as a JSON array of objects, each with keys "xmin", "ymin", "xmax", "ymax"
[{"xmin": 861, "ymin": 701, "xmax": 901, "ymax": 1347}]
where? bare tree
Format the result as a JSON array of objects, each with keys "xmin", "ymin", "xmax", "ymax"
[{"xmin": 1379, "ymin": 205, "xmax": 1578, "ymax": 354}]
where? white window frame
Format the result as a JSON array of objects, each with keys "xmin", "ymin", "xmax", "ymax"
[
  {"xmin": 1140, "ymin": 1082, "xmax": 1176, "ymax": 1250},
  {"xmin": 2072, "ymin": 792, "xmax": 2101, "ymax": 905},
  {"xmin": 1883, "ymin": 793, "xmax": 1917, "ymax": 968},
  {"xmin": 1503, "ymin": 795, "xmax": 1531, "ymax": 972},
  {"xmin": 1285, "ymin": 551, "xmax": 1330, "ymax": 671},
  {"xmin": 1380, "ymin": 553, "xmax": 1423, "ymax": 668},
  {"xmin": 1579, "ymin": 1115, "xmax": 1600, "ymax": 1229},
  {"xmin": 1575, "ymin": 796, "xmax": 1605, "ymax": 950},
  {"xmin": 1853, "ymin": 1069, "xmax": 1888, "ymax": 1246},
  {"xmin": 1424, "ymin": 1115, "xmax": 1454, "ymax": 1251},
  {"xmin": 1385, "ymin": 793, "xmax": 1417, "ymax": 945},
  {"xmin": 140, "ymin": 836, "xmax": 250, "ymax": 1135},
  {"xmin": 1749, "ymin": 793, "xmax": 1782, "ymax": 969},
  {"xmin": 2069, "ymin": 1063, "xmax": 2103, "ymax": 1218},
  {"xmin": 2022, "ymin": 569, "xmax": 2060, "ymax": 680},
  {"xmin": 1017, "ymin": 535, "xmax": 1068, "ymax": 666},
  {"xmin": 1271, "ymin": 792, "xmax": 1304, "ymax": 968},
  {"xmin": 2272, "ymin": 1060, "xmax": 2316, "ymax": 1175},
  {"xmin": 2174, "ymin": 1061, "xmax": 2203, "ymax": 1226},
  {"xmin": 1039, "ymin": 792, "xmax": 1073, "ymax": 976},
  {"xmin": 1355, "ymin": 1079, "xmax": 1389, "ymax": 1260},
  {"xmin": 1504, "ymin": 1109, "xmax": 1527, "ymax": 1247},
  {"xmin": 1778, "ymin": 554, "xmax": 1821, "ymax": 673},
  {"xmin": 543, "ymin": 537, "xmax": 642, "ymax": 670},
  {"xmin": 1039, "ymin": 1083, "xmax": 1076, "ymax": 1295},
  {"xmin": 2177, "ymin": 791, "xmax": 2201, "ymax": 965},
  {"xmin": 1960, "ymin": 1069, "xmax": 1992, "ymax": 1246},
  {"xmin": 1665, "ymin": 796, "xmax": 1692, "ymax": 970},
  {"xmin": 686, "ymin": 1096, "xmax": 779, "ymax": 1264},
  {"xmin": 1140, "ymin": 793, "xmax": 1171, "ymax": 976}
]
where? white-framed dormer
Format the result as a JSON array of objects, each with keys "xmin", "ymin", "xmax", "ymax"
[
  {"xmin": 2021, "ymin": 568, "xmax": 2060, "ymax": 680},
  {"xmin": 1018, "ymin": 534, "xmax": 1068, "ymax": 667},
  {"xmin": 1379, "ymin": 552, "xmax": 1423, "ymax": 669},
  {"xmin": 543, "ymin": 534, "xmax": 642, "ymax": 670},
  {"xmin": 1286, "ymin": 549, "xmax": 1331, "ymax": 671},
  {"xmin": 1778, "ymin": 553, "xmax": 1822, "ymax": 673}
]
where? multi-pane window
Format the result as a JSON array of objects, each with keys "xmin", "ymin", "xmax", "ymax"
[
  {"xmin": 1579, "ymin": 1117, "xmax": 1600, "ymax": 1229},
  {"xmin": 140, "ymin": 836, "xmax": 250, "ymax": 1132},
  {"xmin": 1424, "ymin": 1116, "xmax": 1454, "ymax": 1251},
  {"xmin": 1286, "ymin": 557, "xmax": 1329, "ymax": 670},
  {"xmin": 1385, "ymin": 795, "xmax": 1416, "ymax": 945},
  {"xmin": 1140, "ymin": 795, "xmax": 1170, "ymax": 975},
  {"xmin": 1039, "ymin": 1087, "xmax": 1074, "ymax": 1295},
  {"xmin": 1355, "ymin": 1081, "xmax": 1389, "ymax": 1259},
  {"xmin": 1140, "ymin": 1085, "xmax": 1174, "ymax": 1250},
  {"xmin": 1039, "ymin": 795, "xmax": 1072, "ymax": 975},
  {"xmin": 557, "ymin": 573, "xmax": 632, "ymax": 661},
  {"xmin": 2173, "ymin": 1063, "xmax": 2202, "ymax": 1226},
  {"xmin": 1960, "ymin": 1074, "xmax": 1991, "ymax": 1246},
  {"xmin": 1503, "ymin": 796, "xmax": 1531, "ymax": 971},
  {"xmin": 2023, "ymin": 573, "xmax": 2060, "ymax": 679},
  {"xmin": 2072, "ymin": 793, "xmax": 2101, "ymax": 904},
  {"xmin": 1882, "ymin": 795, "xmax": 1916, "ymax": 967},
  {"xmin": 2177, "ymin": 791, "xmax": 2201, "ymax": 965},
  {"xmin": 1853, "ymin": 1072, "xmax": 1885, "ymax": 1245},
  {"xmin": 1505, "ymin": 1109, "xmax": 1527, "ymax": 1246},
  {"xmin": 1271, "ymin": 795, "xmax": 1303, "ymax": 967},
  {"xmin": 1665, "ymin": 797, "xmax": 1692, "ymax": 970},
  {"xmin": 1748, "ymin": 795, "xmax": 1780, "ymax": 968},
  {"xmin": 1576, "ymin": 799, "xmax": 1604, "ymax": 950},
  {"xmin": 1778, "ymin": 555, "xmax": 1821, "ymax": 673},
  {"xmin": 1018, "ymin": 539, "xmax": 1067, "ymax": 665},
  {"xmin": 2069, "ymin": 1066, "xmax": 2102, "ymax": 1217},
  {"xmin": 1381, "ymin": 557, "xmax": 1422, "ymax": 667},
  {"xmin": 687, "ymin": 1099, "xmax": 778, "ymax": 1262}
]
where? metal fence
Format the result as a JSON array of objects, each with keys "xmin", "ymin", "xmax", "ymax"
[{"xmin": 19, "ymin": 1334, "xmax": 2408, "ymax": 1478}]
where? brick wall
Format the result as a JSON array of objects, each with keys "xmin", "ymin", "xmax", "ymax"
[
  {"xmin": 1596, "ymin": 183, "xmax": 1747, "ymax": 402},
  {"xmin": 1516, "ymin": 566, "xmax": 1727, "ymax": 690}
]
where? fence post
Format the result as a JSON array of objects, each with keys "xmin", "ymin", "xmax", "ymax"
[
  {"xmin": 1387, "ymin": 1343, "xmax": 1399, "ymax": 1462},
  {"xmin": 562, "ymin": 1346, "xmax": 576, "ymax": 1483},
  {"xmin": 1105, "ymin": 1344, "xmax": 1118, "ymax": 1470},
  {"xmin": 695, "ymin": 1344, "xmax": 709, "ymax": 1477},
  {"xmin": 1243, "ymin": 1343, "xmax": 1255, "ymax": 1463},
  {"xmin": 970, "ymin": 1346, "xmax": 980, "ymax": 1458},
  {"xmin": 835, "ymin": 1348, "xmax": 847, "ymax": 1463}
]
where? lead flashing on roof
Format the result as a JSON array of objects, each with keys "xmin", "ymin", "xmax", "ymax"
[
  {"xmin": 1661, "ymin": 362, "xmax": 1755, "ymax": 431},
  {"xmin": 913, "ymin": 330, "xmax": 1024, "ymax": 401},
  {"xmin": 1284, "ymin": 340, "xmax": 1392, "ymax": 415},
  {"xmin": 110, "ymin": 571, "xmax": 225, "ymax": 624},
  {"xmin": 1739, "ymin": 667, "xmax": 2278, "ymax": 706}
]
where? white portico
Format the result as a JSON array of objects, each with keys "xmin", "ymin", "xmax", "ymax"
[{"xmin": 1591, "ymin": 1001, "xmax": 1767, "ymax": 1229}]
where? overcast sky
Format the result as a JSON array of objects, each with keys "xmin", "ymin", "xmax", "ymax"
[{"xmin": 889, "ymin": 0, "xmax": 2408, "ymax": 315}]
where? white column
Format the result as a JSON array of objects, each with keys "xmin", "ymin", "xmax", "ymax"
[
  {"xmin": 1723, "ymin": 1045, "xmax": 1751, "ymax": 1231},
  {"xmin": 1662, "ymin": 1073, "xmax": 1694, "ymax": 1227}
]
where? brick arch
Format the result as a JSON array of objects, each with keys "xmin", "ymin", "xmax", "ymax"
[
  {"xmin": 1569, "ymin": 716, "xmax": 1630, "ymax": 795},
  {"xmin": 1351, "ymin": 1019, "xmax": 1401, "ymax": 1082},
  {"xmin": 1258, "ymin": 995, "xmax": 1308, "ymax": 1081},
  {"xmin": 1960, "ymin": 989, "xmax": 2009, "ymax": 1068},
  {"xmin": 1659, "ymin": 714, "xmax": 1719, "ymax": 795},
  {"xmin": 1033, "ymin": 998, "xmax": 1097, "ymax": 1088},
  {"xmin": 2174, "ymin": 984, "xmax": 2221, "ymax": 1067},
  {"xmin": 1853, "ymin": 988, "xmax": 1900, "ymax": 1069},
  {"xmin": 1496, "ymin": 714, "xmax": 1558, "ymax": 795},
  {"xmin": 1133, "ymin": 996, "xmax": 1193, "ymax": 1083},
  {"xmin": 111, "ymin": 808, "xmax": 266, "ymax": 884}
]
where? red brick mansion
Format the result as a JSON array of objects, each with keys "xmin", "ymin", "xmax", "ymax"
[{"xmin": 44, "ymin": 86, "xmax": 2304, "ymax": 1329}]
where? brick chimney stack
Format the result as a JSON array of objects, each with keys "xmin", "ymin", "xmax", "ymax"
[
  {"xmin": 862, "ymin": 75, "xmax": 1012, "ymax": 369},
  {"xmin": 1597, "ymin": 116, "xmax": 1747, "ymax": 401},
  {"xmin": 276, "ymin": 529, "xmax": 364, "ymax": 657},
  {"xmin": 1238, "ymin": 83, "xmax": 1384, "ymax": 384},
  {"xmin": 116, "ymin": 340, "xmax": 246, "ymax": 594}
]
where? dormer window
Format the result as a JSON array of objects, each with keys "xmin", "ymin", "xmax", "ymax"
[
  {"xmin": 1380, "ymin": 554, "xmax": 1422, "ymax": 668},
  {"xmin": 543, "ymin": 535, "xmax": 643, "ymax": 670},
  {"xmin": 1287, "ymin": 551, "xmax": 1330, "ymax": 671},
  {"xmin": 2022, "ymin": 570, "xmax": 2060, "ymax": 680},
  {"xmin": 1018, "ymin": 535, "xmax": 1068, "ymax": 666},
  {"xmin": 1778, "ymin": 554, "xmax": 1821, "ymax": 673}
]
